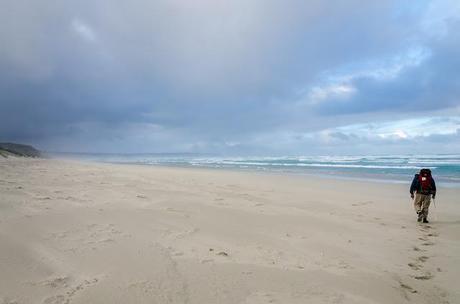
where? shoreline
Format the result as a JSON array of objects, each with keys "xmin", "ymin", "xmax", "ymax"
[
  {"xmin": 1, "ymin": 157, "xmax": 459, "ymax": 303},
  {"xmin": 53, "ymin": 154, "xmax": 460, "ymax": 189}
]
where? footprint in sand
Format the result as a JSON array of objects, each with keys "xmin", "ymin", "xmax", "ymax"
[
  {"xmin": 214, "ymin": 198, "xmax": 229, "ymax": 206},
  {"xmin": 37, "ymin": 196, "xmax": 52, "ymax": 201},
  {"xmin": 417, "ymin": 225, "xmax": 438, "ymax": 248},
  {"xmin": 163, "ymin": 207, "xmax": 191, "ymax": 218},
  {"xmin": 41, "ymin": 277, "xmax": 99, "ymax": 304},
  {"xmin": 413, "ymin": 272, "xmax": 433, "ymax": 280},
  {"xmin": 399, "ymin": 282, "xmax": 418, "ymax": 294},
  {"xmin": 42, "ymin": 294, "xmax": 66, "ymax": 304},
  {"xmin": 241, "ymin": 292, "xmax": 276, "ymax": 304},
  {"xmin": 40, "ymin": 276, "xmax": 71, "ymax": 289},
  {"xmin": 408, "ymin": 255, "xmax": 429, "ymax": 271},
  {"xmin": 416, "ymin": 256, "xmax": 429, "ymax": 263},
  {"xmin": 200, "ymin": 259, "xmax": 214, "ymax": 264},
  {"xmin": 1, "ymin": 298, "xmax": 19, "ymax": 304},
  {"xmin": 50, "ymin": 224, "xmax": 122, "ymax": 252},
  {"xmin": 352, "ymin": 201, "xmax": 373, "ymax": 207},
  {"xmin": 398, "ymin": 281, "xmax": 418, "ymax": 301},
  {"xmin": 421, "ymin": 241, "xmax": 435, "ymax": 246},
  {"xmin": 408, "ymin": 262, "xmax": 421, "ymax": 270},
  {"xmin": 412, "ymin": 246, "xmax": 424, "ymax": 252}
]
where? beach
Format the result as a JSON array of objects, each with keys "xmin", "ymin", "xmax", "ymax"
[{"xmin": 1, "ymin": 157, "xmax": 459, "ymax": 304}]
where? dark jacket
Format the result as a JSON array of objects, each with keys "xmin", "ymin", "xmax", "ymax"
[{"xmin": 410, "ymin": 174, "xmax": 436, "ymax": 196}]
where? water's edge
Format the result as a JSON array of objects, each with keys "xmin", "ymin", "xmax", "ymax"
[{"xmin": 49, "ymin": 153, "xmax": 460, "ymax": 188}]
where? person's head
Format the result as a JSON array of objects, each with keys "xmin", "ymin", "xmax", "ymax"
[{"xmin": 419, "ymin": 168, "xmax": 431, "ymax": 176}]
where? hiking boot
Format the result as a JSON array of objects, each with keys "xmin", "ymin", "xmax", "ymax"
[
  {"xmin": 422, "ymin": 218, "xmax": 429, "ymax": 223},
  {"xmin": 417, "ymin": 211, "xmax": 423, "ymax": 222}
]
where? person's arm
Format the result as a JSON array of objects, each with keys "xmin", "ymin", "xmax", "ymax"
[
  {"xmin": 410, "ymin": 175, "xmax": 418, "ymax": 198},
  {"xmin": 431, "ymin": 178, "xmax": 436, "ymax": 199}
]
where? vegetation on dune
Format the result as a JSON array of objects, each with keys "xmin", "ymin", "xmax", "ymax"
[{"xmin": 0, "ymin": 143, "xmax": 41, "ymax": 158}]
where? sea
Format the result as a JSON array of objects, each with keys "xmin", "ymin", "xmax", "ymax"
[{"xmin": 53, "ymin": 153, "xmax": 460, "ymax": 188}]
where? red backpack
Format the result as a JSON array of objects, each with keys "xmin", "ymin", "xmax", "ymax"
[{"xmin": 418, "ymin": 169, "xmax": 432, "ymax": 194}]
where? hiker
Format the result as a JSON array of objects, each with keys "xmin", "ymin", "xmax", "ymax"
[{"xmin": 410, "ymin": 168, "xmax": 436, "ymax": 223}]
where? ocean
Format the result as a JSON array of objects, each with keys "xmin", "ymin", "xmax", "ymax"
[{"xmin": 54, "ymin": 153, "xmax": 460, "ymax": 188}]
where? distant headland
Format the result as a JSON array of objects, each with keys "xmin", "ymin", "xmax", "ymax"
[{"xmin": 0, "ymin": 143, "xmax": 41, "ymax": 158}]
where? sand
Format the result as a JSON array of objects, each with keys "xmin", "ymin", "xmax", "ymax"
[{"xmin": 0, "ymin": 157, "xmax": 459, "ymax": 304}]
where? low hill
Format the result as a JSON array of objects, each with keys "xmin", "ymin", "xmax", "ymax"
[{"xmin": 0, "ymin": 143, "xmax": 41, "ymax": 158}]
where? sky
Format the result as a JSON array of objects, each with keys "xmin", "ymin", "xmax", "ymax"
[{"xmin": 1, "ymin": 0, "xmax": 460, "ymax": 155}]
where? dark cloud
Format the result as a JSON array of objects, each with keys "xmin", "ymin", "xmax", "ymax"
[{"xmin": 0, "ymin": 0, "xmax": 459, "ymax": 153}]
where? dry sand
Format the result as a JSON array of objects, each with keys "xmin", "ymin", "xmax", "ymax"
[{"xmin": 0, "ymin": 157, "xmax": 459, "ymax": 304}]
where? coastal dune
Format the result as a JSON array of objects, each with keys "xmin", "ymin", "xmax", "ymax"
[{"xmin": 1, "ymin": 158, "xmax": 459, "ymax": 304}]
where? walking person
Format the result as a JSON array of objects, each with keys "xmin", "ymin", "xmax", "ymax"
[{"xmin": 410, "ymin": 168, "xmax": 436, "ymax": 223}]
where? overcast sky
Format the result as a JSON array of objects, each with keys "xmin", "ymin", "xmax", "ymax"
[{"xmin": 1, "ymin": 0, "xmax": 459, "ymax": 155}]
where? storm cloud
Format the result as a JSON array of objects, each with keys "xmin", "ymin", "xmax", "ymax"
[{"xmin": 1, "ymin": 0, "xmax": 459, "ymax": 154}]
